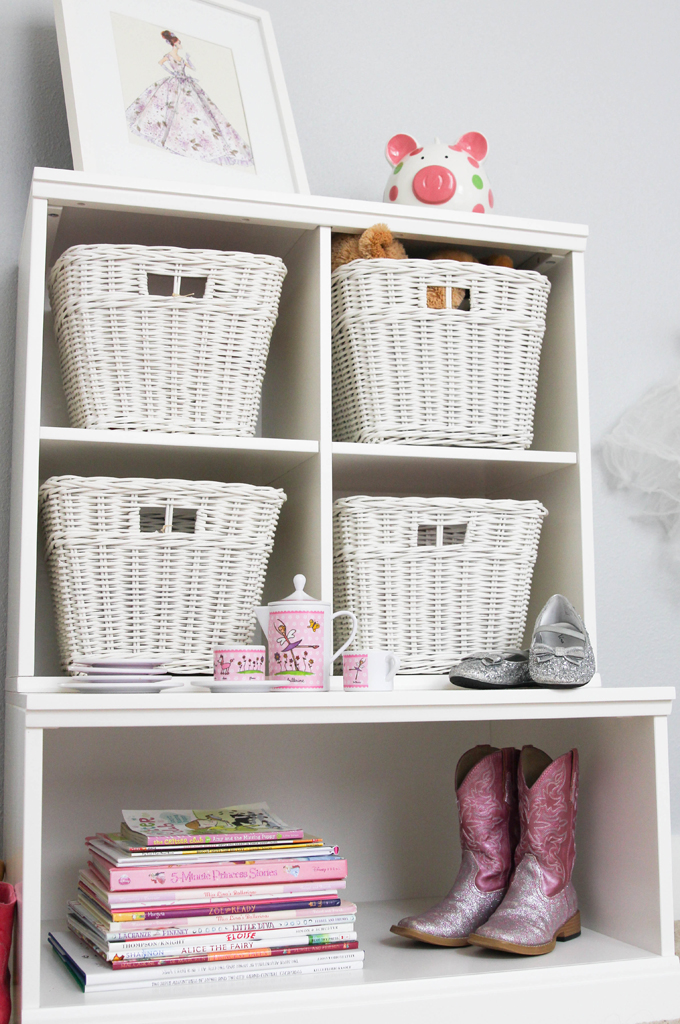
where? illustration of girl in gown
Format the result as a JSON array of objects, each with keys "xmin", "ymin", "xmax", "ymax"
[{"xmin": 125, "ymin": 30, "xmax": 254, "ymax": 168}]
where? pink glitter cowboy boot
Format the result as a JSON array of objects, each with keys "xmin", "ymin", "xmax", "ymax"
[
  {"xmin": 391, "ymin": 744, "xmax": 519, "ymax": 946},
  {"xmin": 468, "ymin": 745, "xmax": 580, "ymax": 955}
]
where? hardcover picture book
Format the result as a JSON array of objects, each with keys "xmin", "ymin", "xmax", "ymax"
[{"xmin": 121, "ymin": 804, "xmax": 302, "ymax": 846}]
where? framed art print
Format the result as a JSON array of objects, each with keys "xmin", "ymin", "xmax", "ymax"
[{"xmin": 54, "ymin": 0, "xmax": 309, "ymax": 193}]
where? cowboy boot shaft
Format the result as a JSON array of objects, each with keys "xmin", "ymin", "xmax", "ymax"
[
  {"xmin": 468, "ymin": 746, "xmax": 581, "ymax": 955},
  {"xmin": 458, "ymin": 746, "xmax": 520, "ymax": 892},
  {"xmin": 514, "ymin": 747, "xmax": 578, "ymax": 897},
  {"xmin": 391, "ymin": 744, "xmax": 519, "ymax": 944}
]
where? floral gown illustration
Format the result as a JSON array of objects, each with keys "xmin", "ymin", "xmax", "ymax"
[{"xmin": 126, "ymin": 48, "xmax": 254, "ymax": 168}]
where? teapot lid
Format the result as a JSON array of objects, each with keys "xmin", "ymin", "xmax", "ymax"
[{"xmin": 271, "ymin": 574, "xmax": 317, "ymax": 604}]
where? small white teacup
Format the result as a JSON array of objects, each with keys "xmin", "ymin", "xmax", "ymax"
[
  {"xmin": 343, "ymin": 650, "xmax": 400, "ymax": 691},
  {"xmin": 214, "ymin": 645, "xmax": 266, "ymax": 681}
]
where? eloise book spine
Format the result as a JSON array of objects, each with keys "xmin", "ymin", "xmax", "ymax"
[
  {"xmin": 98, "ymin": 930, "xmax": 354, "ymax": 958},
  {"xmin": 75, "ymin": 930, "xmax": 359, "ymax": 970},
  {"xmin": 89, "ymin": 853, "xmax": 348, "ymax": 891},
  {"xmin": 68, "ymin": 918, "xmax": 357, "ymax": 960}
]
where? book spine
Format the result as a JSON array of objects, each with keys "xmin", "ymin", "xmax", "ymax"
[
  {"xmin": 74, "ymin": 893, "xmax": 355, "ymax": 928},
  {"xmin": 93, "ymin": 959, "xmax": 364, "ymax": 992},
  {"xmin": 87, "ymin": 862, "xmax": 344, "ymax": 903},
  {"xmin": 87, "ymin": 843, "xmax": 337, "ymax": 866},
  {"xmin": 110, "ymin": 939, "xmax": 359, "ymax": 970},
  {"xmin": 133, "ymin": 830, "xmax": 305, "ymax": 847},
  {"xmin": 96, "ymin": 854, "xmax": 348, "ymax": 891},
  {"xmin": 107, "ymin": 897, "xmax": 343, "ymax": 921},
  {"xmin": 79, "ymin": 920, "xmax": 356, "ymax": 944},
  {"xmin": 102, "ymin": 932, "xmax": 358, "ymax": 961},
  {"xmin": 81, "ymin": 879, "xmax": 341, "ymax": 910},
  {"xmin": 82, "ymin": 951, "xmax": 364, "ymax": 990},
  {"xmin": 68, "ymin": 900, "xmax": 356, "ymax": 938},
  {"xmin": 102, "ymin": 886, "xmax": 343, "ymax": 907}
]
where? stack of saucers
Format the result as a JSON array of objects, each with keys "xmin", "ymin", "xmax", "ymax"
[{"xmin": 63, "ymin": 656, "xmax": 180, "ymax": 694}]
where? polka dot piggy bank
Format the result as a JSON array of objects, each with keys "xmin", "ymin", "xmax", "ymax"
[{"xmin": 384, "ymin": 132, "xmax": 494, "ymax": 214}]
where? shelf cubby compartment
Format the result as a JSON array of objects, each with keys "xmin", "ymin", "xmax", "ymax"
[
  {"xmin": 5, "ymin": 169, "xmax": 677, "ymax": 1024},
  {"xmin": 5, "ymin": 686, "xmax": 678, "ymax": 1024}
]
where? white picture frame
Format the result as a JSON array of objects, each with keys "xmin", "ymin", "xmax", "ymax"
[{"xmin": 53, "ymin": 0, "xmax": 309, "ymax": 193}]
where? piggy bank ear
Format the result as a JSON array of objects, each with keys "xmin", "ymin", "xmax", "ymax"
[
  {"xmin": 386, "ymin": 134, "xmax": 418, "ymax": 166},
  {"xmin": 453, "ymin": 132, "xmax": 488, "ymax": 162}
]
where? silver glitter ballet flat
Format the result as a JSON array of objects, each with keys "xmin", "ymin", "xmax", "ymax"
[
  {"xmin": 450, "ymin": 649, "xmax": 531, "ymax": 690},
  {"xmin": 528, "ymin": 595, "xmax": 595, "ymax": 688}
]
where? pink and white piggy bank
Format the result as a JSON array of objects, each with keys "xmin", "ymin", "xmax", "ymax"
[{"xmin": 384, "ymin": 132, "xmax": 493, "ymax": 214}]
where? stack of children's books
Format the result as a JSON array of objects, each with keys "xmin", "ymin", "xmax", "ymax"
[{"xmin": 48, "ymin": 803, "xmax": 362, "ymax": 993}]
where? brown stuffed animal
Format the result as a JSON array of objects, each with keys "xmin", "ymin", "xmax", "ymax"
[
  {"xmin": 331, "ymin": 223, "xmax": 407, "ymax": 272},
  {"xmin": 426, "ymin": 249, "xmax": 478, "ymax": 309},
  {"xmin": 426, "ymin": 249, "xmax": 514, "ymax": 308}
]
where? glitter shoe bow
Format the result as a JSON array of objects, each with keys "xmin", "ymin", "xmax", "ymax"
[
  {"xmin": 461, "ymin": 649, "xmax": 529, "ymax": 668},
  {"xmin": 531, "ymin": 642, "xmax": 585, "ymax": 666}
]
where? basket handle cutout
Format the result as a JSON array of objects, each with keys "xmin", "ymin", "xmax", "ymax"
[
  {"xmin": 139, "ymin": 505, "xmax": 197, "ymax": 534},
  {"xmin": 426, "ymin": 285, "xmax": 471, "ymax": 311},
  {"xmin": 140, "ymin": 506, "xmax": 169, "ymax": 533},
  {"xmin": 177, "ymin": 276, "xmax": 207, "ymax": 298},
  {"xmin": 147, "ymin": 273, "xmax": 207, "ymax": 298},
  {"xmin": 172, "ymin": 507, "xmax": 198, "ymax": 533},
  {"xmin": 417, "ymin": 523, "xmax": 467, "ymax": 546}
]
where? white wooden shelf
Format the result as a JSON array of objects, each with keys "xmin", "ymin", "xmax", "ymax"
[
  {"xmin": 5, "ymin": 684, "xmax": 670, "ymax": 728},
  {"xmin": 6, "ymin": 170, "xmax": 678, "ymax": 1023},
  {"xmin": 332, "ymin": 442, "xmax": 577, "ymax": 496},
  {"xmin": 39, "ymin": 428, "xmax": 319, "ymax": 488},
  {"xmin": 34, "ymin": 900, "xmax": 680, "ymax": 1024}
]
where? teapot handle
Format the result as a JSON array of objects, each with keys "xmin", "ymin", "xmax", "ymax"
[{"xmin": 331, "ymin": 610, "xmax": 358, "ymax": 662}]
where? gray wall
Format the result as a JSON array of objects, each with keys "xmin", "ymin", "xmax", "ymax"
[{"xmin": 2, "ymin": 0, "xmax": 680, "ymax": 821}]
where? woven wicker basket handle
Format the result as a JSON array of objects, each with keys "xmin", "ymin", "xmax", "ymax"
[
  {"xmin": 416, "ymin": 521, "xmax": 468, "ymax": 547},
  {"xmin": 425, "ymin": 273, "xmax": 477, "ymax": 310},
  {"xmin": 143, "ymin": 266, "xmax": 214, "ymax": 300},
  {"xmin": 136, "ymin": 501, "xmax": 205, "ymax": 534}
]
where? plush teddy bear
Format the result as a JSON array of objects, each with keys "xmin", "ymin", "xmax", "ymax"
[
  {"xmin": 331, "ymin": 223, "xmax": 407, "ymax": 272},
  {"xmin": 330, "ymin": 225, "xmax": 514, "ymax": 312},
  {"xmin": 426, "ymin": 249, "xmax": 514, "ymax": 308}
]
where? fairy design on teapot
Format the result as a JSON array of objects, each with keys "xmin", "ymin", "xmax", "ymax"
[{"xmin": 270, "ymin": 611, "xmax": 324, "ymax": 685}]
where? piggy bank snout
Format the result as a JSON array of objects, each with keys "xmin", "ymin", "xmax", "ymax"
[{"xmin": 412, "ymin": 165, "xmax": 456, "ymax": 205}]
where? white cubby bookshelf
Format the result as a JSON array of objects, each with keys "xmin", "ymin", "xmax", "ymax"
[{"xmin": 4, "ymin": 167, "xmax": 678, "ymax": 1023}]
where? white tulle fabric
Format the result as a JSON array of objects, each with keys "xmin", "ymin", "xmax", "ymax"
[{"xmin": 602, "ymin": 377, "xmax": 680, "ymax": 543}]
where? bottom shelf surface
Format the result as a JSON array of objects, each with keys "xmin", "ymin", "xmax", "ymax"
[{"xmin": 33, "ymin": 898, "xmax": 680, "ymax": 1024}]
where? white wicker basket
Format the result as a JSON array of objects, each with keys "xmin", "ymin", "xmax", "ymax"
[
  {"xmin": 333, "ymin": 495, "xmax": 547, "ymax": 673},
  {"xmin": 332, "ymin": 259, "xmax": 551, "ymax": 448},
  {"xmin": 39, "ymin": 476, "xmax": 286, "ymax": 673},
  {"xmin": 48, "ymin": 245, "xmax": 287, "ymax": 435}
]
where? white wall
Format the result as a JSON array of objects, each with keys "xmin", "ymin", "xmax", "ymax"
[{"xmin": 2, "ymin": 0, "xmax": 680, "ymax": 831}]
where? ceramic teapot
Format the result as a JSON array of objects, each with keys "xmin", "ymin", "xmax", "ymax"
[{"xmin": 255, "ymin": 575, "xmax": 357, "ymax": 691}]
